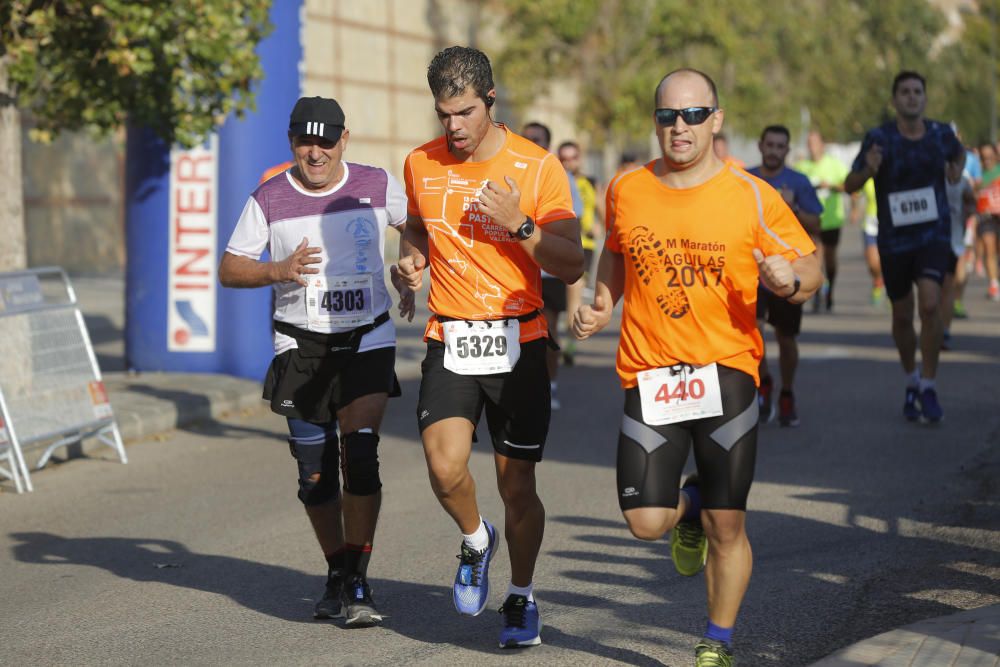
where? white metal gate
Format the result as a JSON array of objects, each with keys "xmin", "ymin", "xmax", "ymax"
[{"xmin": 0, "ymin": 268, "xmax": 126, "ymax": 493}]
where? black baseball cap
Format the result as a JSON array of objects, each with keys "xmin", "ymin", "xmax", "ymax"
[{"xmin": 288, "ymin": 96, "xmax": 345, "ymax": 142}]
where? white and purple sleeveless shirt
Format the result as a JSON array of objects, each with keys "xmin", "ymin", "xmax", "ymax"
[{"xmin": 225, "ymin": 162, "xmax": 407, "ymax": 355}]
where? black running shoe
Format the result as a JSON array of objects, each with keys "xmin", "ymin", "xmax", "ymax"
[
  {"xmin": 313, "ymin": 570, "xmax": 344, "ymax": 619},
  {"xmin": 342, "ymin": 574, "xmax": 383, "ymax": 627}
]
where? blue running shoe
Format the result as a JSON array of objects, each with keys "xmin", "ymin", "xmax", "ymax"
[
  {"xmin": 453, "ymin": 520, "xmax": 497, "ymax": 616},
  {"xmin": 498, "ymin": 594, "xmax": 542, "ymax": 648},
  {"xmin": 919, "ymin": 387, "xmax": 943, "ymax": 423},
  {"xmin": 903, "ymin": 387, "xmax": 920, "ymax": 422}
]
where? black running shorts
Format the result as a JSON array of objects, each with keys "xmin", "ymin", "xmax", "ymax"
[
  {"xmin": 541, "ymin": 277, "xmax": 567, "ymax": 313},
  {"xmin": 756, "ymin": 285, "xmax": 803, "ymax": 336},
  {"xmin": 878, "ymin": 241, "xmax": 952, "ymax": 301},
  {"xmin": 264, "ymin": 345, "xmax": 400, "ymax": 423},
  {"xmin": 978, "ymin": 213, "xmax": 999, "ymax": 238},
  {"xmin": 416, "ymin": 338, "xmax": 550, "ymax": 462},
  {"xmin": 616, "ymin": 364, "xmax": 758, "ymax": 511},
  {"xmin": 819, "ymin": 228, "xmax": 842, "ymax": 247}
]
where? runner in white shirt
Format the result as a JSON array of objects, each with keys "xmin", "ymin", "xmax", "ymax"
[{"xmin": 219, "ymin": 96, "xmax": 412, "ymax": 627}]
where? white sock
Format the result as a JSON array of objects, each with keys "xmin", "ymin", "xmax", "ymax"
[
  {"xmin": 550, "ymin": 381, "xmax": 558, "ymax": 393},
  {"xmin": 507, "ymin": 582, "xmax": 534, "ymax": 602},
  {"xmin": 906, "ymin": 370, "xmax": 920, "ymax": 389},
  {"xmin": 919, "ymin": 377, "xmax": 936, "ymax": 392},
  {"xmin": 462, "ymin": 518, "xmax": 489, "ymax": 552}
]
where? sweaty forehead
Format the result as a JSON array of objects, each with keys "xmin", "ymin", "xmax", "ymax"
[
  {"xmin": 657, "ymin": 73, "xmax": 714, "ymax": 107},
  {"xmin": 434, "ymin": 88, "xmax": 479, "ymax": 112}
]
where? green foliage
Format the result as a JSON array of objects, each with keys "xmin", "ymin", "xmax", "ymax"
[
  {"xmin": 1, "ymin": 0, "xmax": 272, "ymax": 147},
  {"xmin": 933, "ymin": 0, "xmax": 1000, "ymax": 144},
  {"xmin": 497, "ymin": 0, "xmax": 995, "ymax": 149}
]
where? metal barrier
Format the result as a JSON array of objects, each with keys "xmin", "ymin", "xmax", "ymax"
[{"xmin": 0, "ymin": 267, "xmax": 126, "ymax": 493}]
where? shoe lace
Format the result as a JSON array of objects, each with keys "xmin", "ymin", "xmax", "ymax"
[
  {"xmin": 674, "ymin": 521, "xmax": 703, "ymax": 549},
  {"xmin": 499, "ymin": 596, "xmax": 527, "ymax": 628},
  {"xmin": 324, "ymin": 574, "xmax": 343, "ymax": 596},
  {"xmin": 695, "ymin": 641, "xmax": 733, "ymax": 667},
  {"xmin": 346, "ymin": 576, "xmax": 371, "ymax": 602},
  {"xmin": 457, "ymin": 544, "xmax": 486, "ymax": 586}
]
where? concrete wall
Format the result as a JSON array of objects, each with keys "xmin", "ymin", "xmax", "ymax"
[
  {"xmin": 22, "ymin": 126, "xmax": 125, "ymax": 274},
  {"xmin": 299, "ymin": 0, "xmax": 581, "ymax": 180}
]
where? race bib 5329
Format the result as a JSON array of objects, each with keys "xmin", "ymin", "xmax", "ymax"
[{"xmin": 442, "ymin": 319, "xmax": 521, "ymax": 375}]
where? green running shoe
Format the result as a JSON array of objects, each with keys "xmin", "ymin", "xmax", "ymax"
[
  {"xmin": 695, "ymin": 639, "xmax": 734, "ymax": 666},
  {"xmin": 670, "ymin": 476, "xmax": 707, "ymax": 576}
]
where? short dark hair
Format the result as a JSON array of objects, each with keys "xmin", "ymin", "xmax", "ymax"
[
  {"xmin": 655, "ymin": 68, "xmax": 719, "ymax": 108},
  {"xmin": 760, "ymin": 125, "xmax": 791, "ymax": 142},
  {"xmin": 557, "ymin": 140, "xmax": 580, "ymax": 154},
  {"xmin": 620, "ymin": 152, "xmax": 638, "ymax": 165},
  {"xmin": 427, "ymin": 46, "xmax": 495, "ymax": 103},
  {"xmin": 714, "ymin": 132, "xmax": 728, "ymax": 143},
  {"xmin": 522, "ymin": 122, "xmax": 552, "ymax": 148},
  {"xmin": 892, "ymin": 70, "xmax": 926, "ymax": 96}
]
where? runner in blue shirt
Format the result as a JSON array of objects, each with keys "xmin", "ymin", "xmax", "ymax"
[
  {"xmin": 845, "ymin": 71, "xmax": 965, "ymax": 424},
  {"xmin": 748, "ymin": 125, "xmax": 822, "ymax": 427}
]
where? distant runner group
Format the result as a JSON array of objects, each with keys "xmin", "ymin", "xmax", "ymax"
[{"xmin": 219, "ymin": 44, "xmax": 981, "ymax": 667}]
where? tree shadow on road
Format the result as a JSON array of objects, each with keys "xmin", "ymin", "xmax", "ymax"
[{"xmin": 7, "ymin": 530, "xmax": 672, "ymax": 663}]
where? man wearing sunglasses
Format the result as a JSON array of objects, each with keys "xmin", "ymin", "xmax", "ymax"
[
  {"xmin": 844, "ymin": 71, "xmax": 965, "ymax": 424},
  {"xmin": 573, "ymin": 68, "xmax": 820, "ymax": 667}
]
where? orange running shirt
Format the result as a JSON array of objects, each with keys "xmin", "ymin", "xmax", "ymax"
[
  {"xmin": 404, "ymin": 125, "xmax": 575, "ymax": 342},
  {"xmin": 259, "ymin": 160, "xmax": 293, "ymax": 185},
  {"xmin": 606, "ymin": 162, "xmax": 816, "ymax": 388}
]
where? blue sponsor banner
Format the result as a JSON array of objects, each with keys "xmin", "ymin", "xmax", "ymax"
[{"xmin": 125, "ymin": 1, "xmax": 302, "ymax": 379}]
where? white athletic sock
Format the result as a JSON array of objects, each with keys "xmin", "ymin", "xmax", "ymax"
[
  {"xmin": 919, "ymin": 377, "xmax": 936, "ymax": 392},
  {"xmin": 906, "ymin": 370, "xmax": 920, "ymax": 389},
  {"xmin": 462, "ymin": 518, "xmax": 489, "ymax": 552},
  {"xmin": 550, "ymin": 380, "xmax": 558, "ymax": 392},
  {"xmin": 507, "ymin": 582, "xmax": 534, "ymax": 602}
]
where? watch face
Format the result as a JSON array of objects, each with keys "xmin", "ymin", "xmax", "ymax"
[{"xmin": 517, "ymin": 219, "xmax": 535, "ymax": 239}]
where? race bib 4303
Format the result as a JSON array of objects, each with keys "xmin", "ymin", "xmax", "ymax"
[{"xmin": 306, "ymin": 274, "xmax": 374, "ymax": 331}]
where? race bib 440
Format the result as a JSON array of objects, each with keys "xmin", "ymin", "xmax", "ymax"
[{"xmin": 637, "ymin": 363, "xmax": 724, "ymax": 425}]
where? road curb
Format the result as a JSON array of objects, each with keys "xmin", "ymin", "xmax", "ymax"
[{"xmin": 18, "ymin": 371, "xmax": 266, "ymax": 465}]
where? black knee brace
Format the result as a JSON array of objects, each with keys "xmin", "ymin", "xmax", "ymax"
[
  {"xmin": 288, "ymin": 437, "xmax": 341, "ymax": 506},
  {"xmin": 340, "ymin": 431, "xmax": 381, "ymax": 496}
]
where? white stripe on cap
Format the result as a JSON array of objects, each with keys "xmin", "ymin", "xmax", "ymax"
[{"xmin": 318, "ymin": 122, "xmax": 325, "ymax": 136}]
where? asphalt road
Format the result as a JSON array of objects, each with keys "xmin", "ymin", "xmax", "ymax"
[{"xmin": 3, "ymin": 232, "xmax": 999, "ymax": 666}]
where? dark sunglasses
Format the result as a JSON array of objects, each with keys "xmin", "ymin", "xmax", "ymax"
[{"xmin": 654, "ymin": 107, "xmax": 717, "ymax": 126}]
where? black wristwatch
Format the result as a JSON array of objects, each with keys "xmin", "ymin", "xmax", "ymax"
[
  {"xmin": 785, "ymin": 277, "xmax": 801, "ymax": 299},
  {"xmin": 512, "ymin": 217, "xmax": 535, "ymax": 240}
]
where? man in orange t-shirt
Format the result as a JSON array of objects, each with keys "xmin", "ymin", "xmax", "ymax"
[
  {"xmin": 396, "ymin": 46, "xmax": 582, "ymax": 648},
  {"xmin": 572, "ymin": 68, "xmax": 820, "ymax": 666}
]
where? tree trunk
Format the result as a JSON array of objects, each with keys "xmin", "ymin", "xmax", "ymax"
[{"xmin": 0, "ymin": 58, "xmax": 26, "ymax": 272}]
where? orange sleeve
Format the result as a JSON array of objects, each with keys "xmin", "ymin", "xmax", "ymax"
[
  {"xmin": 403, "ymin": 153, "xmax": 420, "ymax": 217},
  {"xmin": 755, "ymin": 185, "xmax": 816, "ymax": 260},
  {"xmin": 533, "ymin": 154, "xmax": 575, "ymax": 225}
]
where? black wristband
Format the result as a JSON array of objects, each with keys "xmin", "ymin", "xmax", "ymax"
[{"xmin": 785, "ymin": 277, "xmax": 801, "ymax": 299}]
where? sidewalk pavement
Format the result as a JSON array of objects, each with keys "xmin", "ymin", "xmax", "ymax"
[{"xmin": 11, "ymin": 273, "xmax": 1000, "ymax": 666}]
